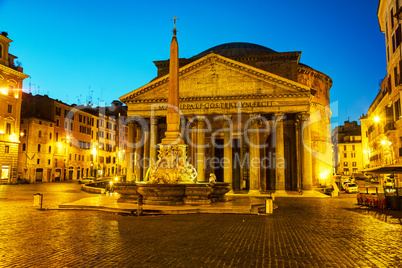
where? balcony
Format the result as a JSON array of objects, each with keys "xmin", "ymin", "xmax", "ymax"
[{"xmin": 384, "ymin": 122, "xmax": 395, "ymax": 133}]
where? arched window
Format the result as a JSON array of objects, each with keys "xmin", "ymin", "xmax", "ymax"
[
  {"xmin": 22, "ymin": 143, "xmax": 26, "ymax": 151},
  {"xmin": 38, "ymin": 144, "xmax": 41, "ymax": 152}
]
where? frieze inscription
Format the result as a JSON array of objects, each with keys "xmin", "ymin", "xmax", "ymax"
[{"xmin": 158, "ymin": 101, "xmax": 272, "ymax": 110}]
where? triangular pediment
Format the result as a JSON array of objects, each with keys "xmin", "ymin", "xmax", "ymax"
[
  {"xmin": 4, "ymin": 116, "xmax": 15, "ymax": 121},
  {"xmin": 120, "ymin": 53, "xmax": 311, "ymax": 103}
]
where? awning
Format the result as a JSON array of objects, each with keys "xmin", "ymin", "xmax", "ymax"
[{"xmin": 363, "ymin": 165, "xmax": 402, "ymax": 174}]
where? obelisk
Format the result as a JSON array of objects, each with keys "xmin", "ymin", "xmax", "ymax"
[
  {"xmin": 162, "ymin": 16, "xmax": 183, "ymax": 144},
  {"xmin": 147, "ymin": 16, "xmax": 197, "ymax": 184}
]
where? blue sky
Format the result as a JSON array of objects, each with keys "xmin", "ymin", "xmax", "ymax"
[{"xmin": 0, "ymin": 0, "xmax": 385, "ymax": 128}]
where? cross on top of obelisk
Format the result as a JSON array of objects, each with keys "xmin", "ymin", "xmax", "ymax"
[{"xmin": 171, "ymin": 16, "xmax": 179, "ymax": 36}]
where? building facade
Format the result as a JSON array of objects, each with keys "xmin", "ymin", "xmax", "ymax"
[
  {"xmin": 18, "ymin": 93, "xmax": 127, "ymax": 183},
  {"xmin": 0, "ymin": 31, "xmax": 29, "ymax": 183},
  {"xmin": 332, "ymin": 120, "xmax": 363, "ymax": 175},
  {"xmin": 120, "ymin": 41, "xmax": 333, "ymax": 194},
  {"xmin": 359, "ymin": 0, "xmax": 402, "ymax": 187}
]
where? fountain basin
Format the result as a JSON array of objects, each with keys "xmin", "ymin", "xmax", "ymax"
[
  {"xmin": 114, "ymin": 183, "xmax": 139, "ymax": 203},
  {"xmin": 137, "ymin": 184, "xmax": 186, "ymax": 205},
  {"xmin": 115, "ymin": 182, "xmax": 232, "ymax": 206}
]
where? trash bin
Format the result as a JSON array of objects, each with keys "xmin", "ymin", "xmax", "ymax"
[
  {"xmin": 33, "ymin": 193, "xmax": 43, "ymax": 210},
  {"xmin": 265, "ymin": 198, "xmax": 273, "ymax": 214}
]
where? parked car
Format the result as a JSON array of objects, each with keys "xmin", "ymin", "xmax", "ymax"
[
  {"xmin": 341, "ymin": 179, "xmax": 351, "ymax": 190},
  {"xmin": 345, "ymin": 183, "xmax": 358, "ymax": 193},
  {"xmin": 78, "ymin": 177, "xmax": 96, "ymax": 184}
]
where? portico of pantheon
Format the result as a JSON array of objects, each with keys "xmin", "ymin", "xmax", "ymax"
[{"xmin": 120, "ymin": 41, "xmax": 333, "ymax": 194}]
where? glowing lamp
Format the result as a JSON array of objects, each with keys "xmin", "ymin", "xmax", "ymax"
[{"xmin": 374, "ymin": 116, "xmax": 380, "ymax": 123}]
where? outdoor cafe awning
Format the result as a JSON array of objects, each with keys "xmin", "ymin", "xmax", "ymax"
[{"xmin": 363, "ymin": 165, "xmax": 402, "ymax": 174}]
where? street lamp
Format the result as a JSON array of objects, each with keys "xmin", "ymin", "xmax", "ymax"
[{"xmin": 374, "ymin": 116, "xmax": 380, "ymax": 123}]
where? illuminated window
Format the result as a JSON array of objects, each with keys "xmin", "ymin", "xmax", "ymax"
[
  {"xmin": 1, "ymin": 165, "xmax": 9, "ymax": 179},
  {"xmin": 7, "ymin": 104, "xmax": 12, "ymax": 113}
]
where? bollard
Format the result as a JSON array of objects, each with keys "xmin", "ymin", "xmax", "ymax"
[
  {"xmin": 137, "ymin": 195, "xmax": 143, "ymax": 216},
  {"xmin": 33, "ymin": 193, "xmax": 43, "ymax": 210},
  {"xmin": 265, "ymin": 198, "xmax": 273, "ymax": 214}
]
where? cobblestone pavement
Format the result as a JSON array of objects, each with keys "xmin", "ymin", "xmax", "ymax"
[{"xmin": 1, "ymin": 183, "xmax": 402, "ymax": 267}]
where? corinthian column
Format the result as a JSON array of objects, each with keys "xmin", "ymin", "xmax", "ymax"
[
  {"xmin": 275, "ymin": 113, "xmax": 286, "ymax": 195},
  {"xmin": 301, "ymin": 113, "xmax": 313, "ymax": 190},
  {"xmin": 126, "ymin": 121, "xmax": 135, "ymax": 181},
  {"xmin": 196, "ymin": 116, "xmax": 206, "ymax": 182},
  {"xmin": 223, "ymin": 116, "xmax": 232, "ymax": 186},
  {"xmin": 150, "ymin": 116, "xmax": 158, "ymax": 165},
  {"xmin": 248, "ymin": 114, "xmax": 261, "ymax": 194}
]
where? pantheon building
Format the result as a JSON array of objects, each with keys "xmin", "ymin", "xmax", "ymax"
[{"xmin": 120, "ymin": 42, "xmax": 332, "ymax": 194}]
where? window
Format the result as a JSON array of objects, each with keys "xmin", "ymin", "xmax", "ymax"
[
  {"xmin": 56, "ymin": 119, "xmax": 59, "ymax": 127},
  {"xmin": 38, "ymin": 130, "xmax": 41, "ymax": 137},
  {"xmin": 344, "ymin": 153, "xmax": 347, "ymax": 158},
  {"xmin": 24, "ymin": 129, "xmax": 26, "ymax": 136},
  {"xmin": 37, "ymin": 159, "xmax": 40, "ymax": 164},
  {"xmin": 6, "ymin": 123, "xmax": 11, "ymax": 135},
  {"xmin": 48, "ymin": 159, "xmax": 51, "ymax": 165},
  {"xmin": 49, "ymin": 146, "xmax": 51, "ymax": 153},
  {"xmin": 5, "ymin": 145, "xmax": 9, "ymax": 154},
  {"xmin": 22, "ymin": 143, "xmax": 26, "ymax": 151},
  {"xmin": 352, "ymin": 162, "xmax": 357, "ymax": 167},
  {"xmin": 39, "ymin": 120, "xmax": 42, "ymax": 125},
  {"xmin": 343, "ymin": 145, "xmax": 346, "ymax": 151},
  {"xmin": 344, "ymin": 162, "xmax": 348, "ymax": 167},
  {"xmin": 352, "ymin": 145, "xmax": 355, "ymax": 151},
  {"xmin": 49, "ymin": 133, "xmax": 52, "ymax": 139},
  {"xmin": 55, "ymin": 107, "xmax": 61, "ymax": 116},
  {"xmin": 7, "ymin": 104, "xmax": 12, "ymax": 113},
  {"xmin": 56, "ymin": 132, "xmax": 59, "ymax": 142},
  {"xmin": 351, "ymin": 153, "xmax": 356, "ymax": 158},
  {"xmin": 38, "ymin": 144, "xmax": 41, "ymax": 152},
  {"xmin": 395, "ymin": 99, "xmax": 401, "ymax": 120}
]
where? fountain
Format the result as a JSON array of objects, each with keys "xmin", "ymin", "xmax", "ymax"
[{"xmin": 115, "ymin": 17, "xmax": 230, "ymax": 205}]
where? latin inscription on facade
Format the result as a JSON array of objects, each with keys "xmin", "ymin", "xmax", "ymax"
[{"xmin": 158, "ymin": 101, "xmax": 272, "ymax": 110}]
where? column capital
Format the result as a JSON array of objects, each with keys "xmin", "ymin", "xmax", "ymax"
[
  {"xmin": 298, "ymin": 112, "xmax": 310, "ymax": 122},
  {"xmin": 196, "ymin": 116, "xmax": 207, "ymax": 127},
  {"xmin": 150, "ymin": 116, "xmax": 159, "ymax": 125},
  {"xmin": 275, "ymin": 112, "xmax": 285, "ymax": 122}
]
